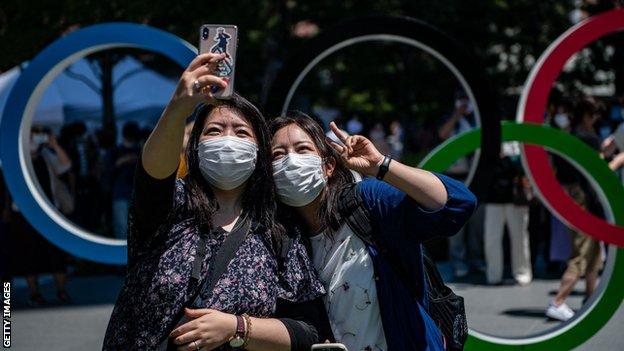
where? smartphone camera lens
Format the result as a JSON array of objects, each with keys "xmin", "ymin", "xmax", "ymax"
[{"xmin": 201, "ymin": 27, "xmax": 209, "ymax": 40}]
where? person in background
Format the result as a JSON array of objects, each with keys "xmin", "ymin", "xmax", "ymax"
[
  {"xmin": 438, "ymin": 90, "xmax": 479, "ymax": 278},
  {"xmin": 94, "ymin": 128, "xmax": 117, "ymax": 236},
  {"xmin": 602, "ymin": 120, "xmax": 624, "ymax": 177},
  {"xmin": 111, "ymin": 122, "xmax": 142, "ymax": 240},
  {"xmin": 6, "ymin": 126, "xmax": 72, "ymax": 306},
  {"xmin": 346, "ymin": 114, "xmax": 363, "ymax": 135},
  {"xmin": 483, "ymin": 141, "xmax": 533, "ymax": 285},
  {"xmin": 369, "ymin": 122, "xmax": 390, "ymax": 156},
  {"xmin": 64, "ymin": 122, "xmax": 100, "ymax": 231},
  {"xmin": 546, "ymin": 97, "xmax": 605, "ymax": 321},
  {"xmin": 387, "ymin": 120, "xmax": 404, "ymax": 161},
  {"xmin": 608, "ymin": 150, "xmax": 624, "ymax": 172}
]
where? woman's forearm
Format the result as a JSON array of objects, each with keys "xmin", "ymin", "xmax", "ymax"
[
  {"xmin": 381, "ymin": 161, "xmax": 448, "ymax": 211},
  {"xmin": 142, "ymin": 52, "xmax": 227, "ymax": 179},
  {"xmin": 141, "ymin": 103, "xmax": 191, "ymax": 179},
  {"xmin": 245, "ymin": 318, "xmax": 291, "ymax": 351},
  {"xmin": 609, "ymin": 152, "xmax": 624, "ymax": 171}
]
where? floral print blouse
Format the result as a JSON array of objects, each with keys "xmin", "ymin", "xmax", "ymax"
[{"xmin": 103, "ymin": 164, "xmax": 325, "ymax": 350}]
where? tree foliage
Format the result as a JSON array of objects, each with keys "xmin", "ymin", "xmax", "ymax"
[{"xmin": 0, "ymin": 0, "xmax": 620, "ymax": 103}]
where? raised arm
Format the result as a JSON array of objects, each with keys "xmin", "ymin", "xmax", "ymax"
[
  {"xmin": 329, "ymin": 121, "xmax": 448, "ymax": 210},
  {"xmin": 142, "ymin": 52, "xmax": 227, "ymax": 179},
  {"xmin": 328, "ymin": 121, "xmax": 476, "ymax": 240}
]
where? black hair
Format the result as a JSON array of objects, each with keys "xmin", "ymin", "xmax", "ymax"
[
  {"xmin": 184, "ymin": 93, "xmax": 283, "ymax": 247},
  {"xmin": 571, "ymin": 97, "xmax": 601, "ymax": 130},
  {"xmin": 269, "ymin": 111, "xmax": 354, "ymax": 235}
]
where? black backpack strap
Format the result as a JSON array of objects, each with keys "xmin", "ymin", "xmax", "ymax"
[
  {"xmin": 337, "ymin": 183, "xmax": 419, "ymax": 298},
  {"xmin": 337, "ymin": 182, "xmax": 375, "ymax": 246},
  {"xmin": 337, "ymin": 182, "xmax": 467, "ymax": 350},
  {"xmin": 202, "ymin": 215, "xmax": 252, "ymax": 294}
]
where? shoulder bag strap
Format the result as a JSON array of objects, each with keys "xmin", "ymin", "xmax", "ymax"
[{"xmin": 158, "ymin": 214, "xmax": 252, "ymax": 350}]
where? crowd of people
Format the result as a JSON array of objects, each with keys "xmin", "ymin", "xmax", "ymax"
[
  {"xmin": 435, "ymin": 90, "xmax": 624, "ymax": 322},
  {"xmin": 0, "ymin": 119, "xmax": 153, "ymax": 306},
  {"xmin": 323, "ymin": 89, "xmax": 624, "ymax": 323}
]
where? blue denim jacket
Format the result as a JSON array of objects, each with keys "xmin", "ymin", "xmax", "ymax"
[{"xmin": 356, "ymin": 173, "xmax": 477, "ymax": 351}]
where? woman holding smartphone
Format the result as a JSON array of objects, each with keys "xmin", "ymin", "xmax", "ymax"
[
  {"xmin": 270, "ymin": 112, "xmax": 477, "ymax": 351},
  {"xmin": 103, "ymin": 53, "xmax": 327, "ymax": 351}
]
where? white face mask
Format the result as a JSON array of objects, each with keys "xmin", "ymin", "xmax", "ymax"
[
  {"xmin": 272, "ymin": 153, "xmax": 327, "ymax": 207},
  {"xmin": 198, "ymin": 136, "xmax": 258, "ymax": 190},
  {"xmin": 554, "ymin": 113, "xmax": 570, "ymax": 129}
]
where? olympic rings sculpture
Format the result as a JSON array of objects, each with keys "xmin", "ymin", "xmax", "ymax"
[
  {"xmin": 1, "ymin": 10, "xmax": 623, "ymax": 350},
  {"xmin": 421, "ymin": 122, "xmax": 624, "ymax": 350},
  {"xmin": 0, "ymin": 23, "xmax": 197, "ymax": 264},
  {"xmin": 517, "ymin": 9, "xmax": 624, "ymax": 246}
]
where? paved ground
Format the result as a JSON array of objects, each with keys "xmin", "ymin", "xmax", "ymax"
[{"xmin": 5, "ymin": 266, "xmax": 623, "ymax": 350}]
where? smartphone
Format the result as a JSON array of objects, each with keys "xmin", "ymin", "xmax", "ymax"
[
  {"xmin": 199, "ymin": 24, "xmax": 238, "ymax": 99},
  {"xmin": 311, "ymin": 343, "xmax": 349, "ymax": 351}
]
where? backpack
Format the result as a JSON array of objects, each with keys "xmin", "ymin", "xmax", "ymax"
[{"xmin": 337, "ymin": 182, "xmax": 468, "ymax": 351}]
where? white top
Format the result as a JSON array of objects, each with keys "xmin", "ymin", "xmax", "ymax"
[{"xmin": 310, "ymin": 223, "xmax": 388, "ymax": 351}]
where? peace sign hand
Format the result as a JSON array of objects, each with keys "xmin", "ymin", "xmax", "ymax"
[{"xmin": 328, "ymin": 121, "xmax": 385, "ymax": 177}]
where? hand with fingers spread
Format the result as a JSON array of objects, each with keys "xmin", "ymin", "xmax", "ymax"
[
  {"xmin": 169, "ymin": 308, "xmax": 237, "ymax": 351},
  {"xmin": 328, "ymin": 121, "xmax": 385, "ymax": 177},
  {"xmin": 170, "ymin": 52, "xmax": 229, "ymax": 117}
]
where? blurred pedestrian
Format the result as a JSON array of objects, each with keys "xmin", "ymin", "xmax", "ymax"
[
  {"xmin": 6, "ymin": 126, "xmax": 72, "ymax": 306},
  {"xmin": 438, "ymin": 90, "xmax": 478, "ymax": 277},
  {"xmin": 483, "ymin": 141, "xmax": 533, "ymax": 286},
  {"xmin": 369, "ymin": 122, "xmax": 390, "ymax": 156},
  {"xmin": 387, "ymin": 120, "xmax": 404, "ymax": 161},
  {"xmin": 346, "ymin": 114, "xmax": 363, "ymax": 135},
  {"xmin": 111, "ymin": 121, "xmax": 141, "ymax": 239},
  {"xmin": 546, "ymin": 97, "xmax": 605, "ymax": 321}
]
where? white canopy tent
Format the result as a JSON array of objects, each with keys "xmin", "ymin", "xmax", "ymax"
[{"xmin": 0, "ymin": 55, "xmax": 178, "ymax": 135}]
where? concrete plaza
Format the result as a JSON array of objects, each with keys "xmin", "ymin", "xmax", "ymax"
[{"xmin": 6, "ymin": 265, "xmax": 623, "ymax": 350}]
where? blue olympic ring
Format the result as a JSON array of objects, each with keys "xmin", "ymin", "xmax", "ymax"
[{"xmin": 0, "ymin": 23, "xmax": 196, "ymax": 264}]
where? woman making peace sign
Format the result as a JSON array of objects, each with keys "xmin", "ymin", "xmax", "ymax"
[{"xmin": 269, "ymin": 112, "xmax": 477, "ymax": 351}]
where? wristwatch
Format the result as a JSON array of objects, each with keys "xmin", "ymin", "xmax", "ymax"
[
  {"xmin": 228, "ymin": 315, "xmax": 246, "ymax": 348},
  {"xmin": 376, "ymin": 154, "xmax": 392, "ymax": 180}
]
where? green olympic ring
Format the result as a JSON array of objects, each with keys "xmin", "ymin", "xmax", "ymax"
[{"xmin": 419, "ymin": 121, "xmax": 624, "ymax": 350}]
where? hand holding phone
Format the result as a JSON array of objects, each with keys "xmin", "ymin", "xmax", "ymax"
[{"xmin": 199, "ymin": 24, "xmax": 238, "ymax": 99}]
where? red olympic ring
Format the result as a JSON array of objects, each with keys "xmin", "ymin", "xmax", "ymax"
[{"xmin": 518, "ymin": 8, "xmax": 624, "ymax": 246}]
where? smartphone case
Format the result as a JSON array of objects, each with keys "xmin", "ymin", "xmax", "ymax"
[{"xmin": 199, "ymin": 24, "xmax": 238, "ymax": 99}]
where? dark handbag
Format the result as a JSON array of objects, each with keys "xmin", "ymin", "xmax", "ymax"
[
  {"xmin": 422, "ymin": 251, "xmax": 468, "ymax": 351},
  {"xmin": 338, "ymin": 182, "xmax": 468, "ymax": 350},
  {"xmin": 156, "ymin": 215, "xmax": 252, "ymax": 351}
]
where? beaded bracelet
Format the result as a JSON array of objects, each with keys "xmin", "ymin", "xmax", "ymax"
[{"xmin": 242, "ymin": 313, "xmax": 252, "ymax": 347}]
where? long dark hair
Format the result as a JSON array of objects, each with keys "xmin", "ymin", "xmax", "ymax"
[
  {"xmin": 184, "ymin": 93, "xmax": 283, "ymax": 246},
  {"xmin": 269, "ymin": 111, "xmax": 354, "ymax": 235}
]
